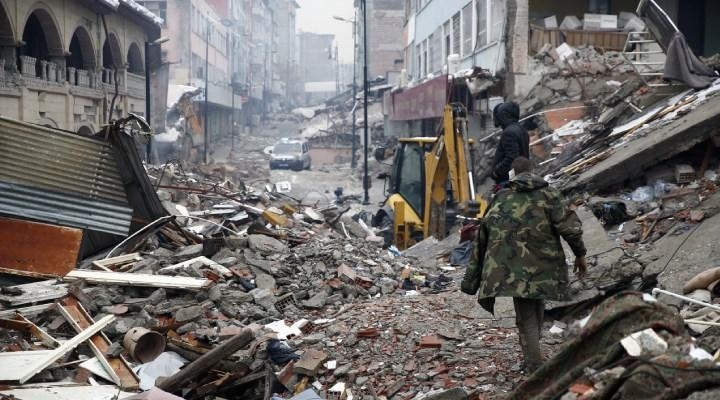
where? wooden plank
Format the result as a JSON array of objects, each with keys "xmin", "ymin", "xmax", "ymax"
[
  {"xmin": 0, "ymin": 350, "xmax": 55, "ymax": 381},
  {"xmin": 57, "ymin": 297, "xmax": 139, "ymax": 391},
  {"xmin": 0, "ymin": 385, "xmax": 136, "ymax": 400},
  {"xmin": 19, "ymin": 314, "xmax": 115, "ymax": 384},
  {"xmin": 159, "ymin": 256, "xmax": 233, "ymax": 277},
  {"xmin": 13, "ymin": 313, "xmax": 60, "ymax": 348},
  {"xmin": 156, "ymin": 329, "xmax": 254, "ymax": 392},
  {"xmin": 0, "ymin": 217, "xmax": 82, "ymax": 278},
  {"xmin": 0, "ymin": 280, "xmax": 68, "ymax": 306},
  {"xmin": 64, "ymin": 270, "xmax": 211, "ymax": 290},
  {"xmin": 0, "ymin": 303, "xmax": 53, "ymax": 319},
  {"xmin": 92, "ymin": 253, "xmax": 143, "ymax": 271}
]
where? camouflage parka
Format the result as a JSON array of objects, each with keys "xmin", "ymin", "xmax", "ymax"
[{"xmin": 473, "ymin": 172, "xmax": 586, "ymax": 302}]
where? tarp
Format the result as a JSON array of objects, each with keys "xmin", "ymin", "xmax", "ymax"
[{"xmin": 663, "ymin": 32, "xmax": 718, "ymax": 90}]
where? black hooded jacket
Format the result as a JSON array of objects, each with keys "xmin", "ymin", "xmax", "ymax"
[{"xmin": 491, "ymin": 102, "xmax": 529, "ymax": 183}]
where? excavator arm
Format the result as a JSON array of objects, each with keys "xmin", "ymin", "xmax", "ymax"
[{"xmin": 423, "ymin": 104, "xmax": 473, "ymax": 239}]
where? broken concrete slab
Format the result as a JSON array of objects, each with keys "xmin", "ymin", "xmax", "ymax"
[
  {"xmin": 302, "ymin": 291, "xmax": 328, "ymax": 309},
  {"xmin": 549, "ymin": 206, "xmax": 640, "ymax": 311},
  {"xmin": 174, "ymin": 305, "xmax": 204, "ymax": 323},
  {"xmin": 248, "ymin": 234, "xmax": 288, "ymax": 254},
  {"xmin": 563, "ymin": 94, "xmax": 720, "ymax": 194},
  {"xmin": 293, "ymin": 348, "xmax": 328, "ymax": 377}
]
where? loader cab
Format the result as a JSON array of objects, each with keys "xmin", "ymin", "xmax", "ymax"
[{"xmin": 376, "ymin": 137, "xmax": 436, "ymax": 227}]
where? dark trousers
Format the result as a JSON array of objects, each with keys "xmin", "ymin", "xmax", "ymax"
[{"xmin": 513, "ymin": 297, "xmax": 544, "ymax": 372}]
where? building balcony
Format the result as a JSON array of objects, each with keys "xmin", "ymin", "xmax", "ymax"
[
  {"xmin": 67, "ymin": 67, "xmax": 94, "ymax": 87},
  {"xmin": 19, "ymin": 56, "xmax": 66, "ymax": 84}
]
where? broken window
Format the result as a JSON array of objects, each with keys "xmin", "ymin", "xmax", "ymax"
[
  {"xmin": 428, "ymin": 34, "xmax": 435, "ymax": 73},
  {"xmin": 443, "ymin": 21, "xmax": 451, "ymax": 60},
  {"xmin": 476, "ymin": 0, "xmax": 488, "ymax": 48},
  {"xmin": 422, "ymin": 39, "xmax": 428, "ymax": 77},
  {"xmin": 463, "ymin": 2, "xmax": 473, "ymax": 55},
  {"xmin": 588, "ymin": 0, "xmax": 611, "ymax": 14},
  {"xmin": 430, "ymin": 26, "xmax": 442, "ymax": 73},
  {"xmin": 490, "ymin": 0, "xmax": 503, "ymax": 43},
  {"xmin": 452, "ymin": 12, "xmax": 461, "ymax": 55}
]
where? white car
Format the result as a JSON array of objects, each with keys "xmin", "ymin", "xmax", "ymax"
[{"xmin": 269, "ymin": 139, "xmax": 312, "ymax": 171}]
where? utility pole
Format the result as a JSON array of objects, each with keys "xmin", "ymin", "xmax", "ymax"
[
  {"xmin": 362, "ymin": 0, "xmax": 369, "ymax": 205},
  {"xmin": 204, "ymin": 23, "xmax": 210, "ymax": 164},
  {"xmin": 333, "ymin": 15, "xmax": 358, "ymax": 169},
  {"xmin": 144, "ymin": 40, "xmax": 152, "ymax": 163},
  {"xmin": 351, "ymin": 10, "xmax": 357, "ymax": 169}
]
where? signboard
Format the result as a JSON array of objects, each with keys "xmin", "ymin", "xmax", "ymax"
[{"xmin": 387, "ymin": 74, "xmax": 448, "ymax": 121}]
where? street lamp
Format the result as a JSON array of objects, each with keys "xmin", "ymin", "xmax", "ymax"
[
  {"xmin": 361, "ymin": 0, "xmax": 369, "ymax": 205},
  {"xmin": 221, "ymin": 19, "xmax": 237, "ymax": 152},
  {"xmin": 144, "ymin": 36, "xmax": 170, "ymax": 163},
  {"xmin": 332, "ymin": 14, "xmax": 358, "ymax": 169},
  {"xmin": 204, "ymin": 24, "xmax": 210, "ymax": 164}
]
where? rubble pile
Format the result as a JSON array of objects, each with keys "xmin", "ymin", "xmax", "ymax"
[
  {"xmin": 509, "ymin": 291, "xmax": 720, "ymax": 400},
  {"xmin": 525, "ymin": 45, "xmax": 638, "ymax": 112},
  {"xmin": 0, "ymin": 156, "xmax": 466, "ymax": 399}
]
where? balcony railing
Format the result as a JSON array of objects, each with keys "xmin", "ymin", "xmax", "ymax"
[{"xmin": 126, "ymin": 72, "xmax": 145, "ymax": 97}]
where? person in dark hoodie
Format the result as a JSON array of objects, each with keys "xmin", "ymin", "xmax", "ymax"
[
  {"xmin": 491, "ymin": 101, "xmax": 530, "ymax": 184},
  {"xmin": 462, "ymin": 157, "xmax": 587, "ymax": 373}
]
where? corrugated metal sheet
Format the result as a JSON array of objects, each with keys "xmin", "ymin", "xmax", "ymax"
[
  {"xmin": 0, "ymin": 182, "xmax": 132, "ymax": 236},
  {"xmin": 0, "ymin": 117, "xmax": 127, "ymax": 204}
]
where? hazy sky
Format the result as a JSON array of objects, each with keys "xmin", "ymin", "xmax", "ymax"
[{"xmin": 296, "ymin": 0, "xmax": 355, "ymax": 63}]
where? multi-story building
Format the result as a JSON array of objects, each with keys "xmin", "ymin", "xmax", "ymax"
[
  {"xmin": 270, "ymin": 0, "xmax": 300, "ymax": 107},
  {"xmin": 0, "ymin": 0, "xmax": 161, "ymax": 133},
  {"xmin": 403, "ymin": 0, "xmax": 505, "ymax": 83},
  {"xmin": 355, "ymin": 0, "xmax": 405, "ymax": 81},
  {"xmin": 298, "ymin": 32, "xmax": 336, "ymax": 105},
  {"xmin": 139, "ymin": 0, "xmax": 239, "ymax": 144}
]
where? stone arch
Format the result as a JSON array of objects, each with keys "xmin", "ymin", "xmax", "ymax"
[
  {"xmin": 77, "ymin": 125, "xmax": 94, "ymax": 136},
  {"xmin": 67, "ymin": 26, "xmax": 96, "ymax": 70},
  {"xmin": 18, "ymin": 5, "xmax": 64, "ymax": 77},
  {"xmin": 102, "ymin": 32, "xmax": 123, "ymax": 69},
  {"xmin": 126, "ymin": 42, "xmax": 144, "ymax": 75},
  {"xmin": 0, "ymin": 0, "xmax": 14, "ymax": 44}
]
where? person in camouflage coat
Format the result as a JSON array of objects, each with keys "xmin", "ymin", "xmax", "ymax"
[{"xmin": 463, "ymin": 157, "xmax": 587, "ymax": 372}]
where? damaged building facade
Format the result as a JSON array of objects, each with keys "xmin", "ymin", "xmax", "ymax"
[{"xmin": 0, "ymin": 0, "xmax": 161, "ymax": 133}]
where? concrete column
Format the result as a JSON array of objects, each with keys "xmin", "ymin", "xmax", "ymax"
[
  {"xmin": 67, "ymin": 67, "xmax": 76, "ymax": 85},
  {"xmin": 50, "ymin": 56, "xmax": 66, "ymax": 83},
  {"xmin": 504, "ymin": 0, "xmax": 529, "ymax": 99},
  {"xmin": 512, "ymin": 0, "xmax": 529, "ymax": 75}
]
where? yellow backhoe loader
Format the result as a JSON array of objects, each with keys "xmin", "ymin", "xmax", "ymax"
[{"xmin": 373, "ymin": 103, "xmax": 486, "ymax": 249}]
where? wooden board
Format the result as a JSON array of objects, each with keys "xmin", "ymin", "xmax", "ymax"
[
  {"xmin": 0, "ymin": 350, "xmax": 55, "ymax": 381},
  {"xmin": 19, "ymin": 315, "xmax": 115, "ymax": 384},
  {"xmin": 0, "ymin": 217, "xmax": 82, "ymax": 278},
  {"xmin": 0, "ymin": 280, "xmax": 68, "ymax": 306},
  {"xmin": 58, "ymin": 297, "xmax": 139, "ymax": 390},
  {"xmin": 64, "ymin": 270, "xmax": 211, "ymax": 290},
  {"xmin": 0, "ymin": 385, "xmax": 137, "ymax": 400}
]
